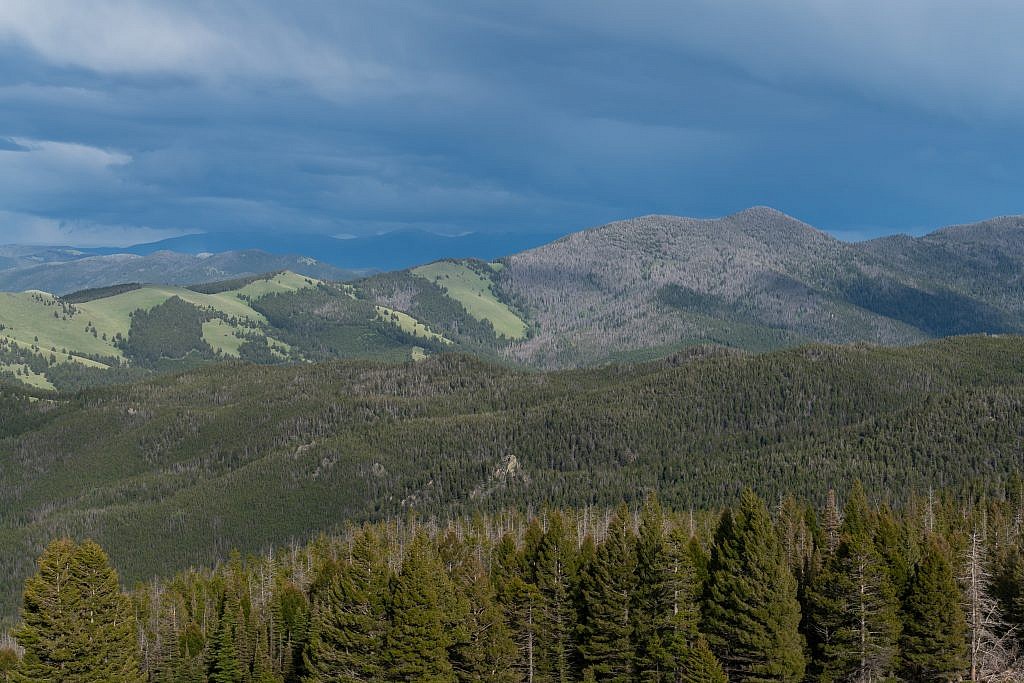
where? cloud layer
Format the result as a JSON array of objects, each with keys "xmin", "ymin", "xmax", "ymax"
[{"xmin": 1, "ymin": 1, "xmax": 1022, "ymax": 245}]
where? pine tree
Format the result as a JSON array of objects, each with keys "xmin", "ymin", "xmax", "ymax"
[
  {"xmin": 679, "ymin": 637, "xmax": 727, "ymax": 683},
  {"xmin": 900, "ymin": 538, "xmax": 969, "ymax": 682},
  {"xmin": 806, "ymin": 483, "xmax": 901, "ymax": 681},
  {"xmin": 13, "ymin": 539, "xmax": 145, "ymax": 683},
  {"xmin": 385, "ymin": 533, "xmax": 455, "ymax": 682},
  {"xmin": 303, "ymin": 529, "xmax": 388, "ymax": 682},
  {"xmin": 701, "ymin": 489, "xmax": 805, "ymax": 683},
  {"xmin": 577, "ymin": 506, "xmax": 637, "ymax": 682}
]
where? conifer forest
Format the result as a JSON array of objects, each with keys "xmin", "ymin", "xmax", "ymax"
[
  {"xmin": 2, "ymin": 334, "xmax": 1024, "ymax": 681},
  {"xmin": 6, "ymin": 486, "xmax": 1024, "ymax": 682}
]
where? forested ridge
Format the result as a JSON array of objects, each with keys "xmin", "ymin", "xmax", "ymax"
[
  {"xmin": 5, "ymin": 486, "xmax": 1024, "ymax": 681},
  {"xmin": 499, "ymin": 208, "xmax": 1024, "ymax": 367},
  {"xmin": 1, "ymin": 335, "xmax": 1023, "ymax": 626}
]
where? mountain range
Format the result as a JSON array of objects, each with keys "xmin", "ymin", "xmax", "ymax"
[
  {"xmin": 0, "ymin": 206, "xmax": 1022, "ymax": 388},
  {"xmin": 495, "ymin": 207, "xmax": 1024, "ymax": 366},
  {"xmin": 0, "ymin": 248, "xmax": 357, "ymax": 295},
  {"xmin": 83, "ymin": 228, "xmax": 566, "ymax": 271},
  {"xmin": 0, "ymin": 228, "xmax": 564, "ymax": 295}
]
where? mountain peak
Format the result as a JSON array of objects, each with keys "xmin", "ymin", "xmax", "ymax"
[{"xmin": 728, "ymin": 205, "xmax": 796, "ymax": 220}]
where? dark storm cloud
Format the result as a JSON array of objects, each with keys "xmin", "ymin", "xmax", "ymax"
[{"xmin": 0, "ymin": 0, "xmax": 1022, "ymax": 245}]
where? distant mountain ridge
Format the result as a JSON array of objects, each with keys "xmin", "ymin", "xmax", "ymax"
[
  {"xmin": 494, "ymin": 206, "xmax": 1024, "ymax": 367},
  {"xmin": 0, "ymin": 249, "xmax": 356, "ymax": 295},
  {"xmin": 1, "ymin": 206, "xmax": 1022, "ymax": 382},
  {"xmin": 85, "ymin": 228, "xmax": 567, "ymax": 271}
]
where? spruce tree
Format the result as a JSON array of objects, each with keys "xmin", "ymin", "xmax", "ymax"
[
  {"xmin": 701, "ymin": 489, "xmax": 805, "ymax": 683},
  {"xmin": 533, "ymin": 512, "xmax": 578, "ymax": 683},
  {"xmin": 449, "ymin": 552, "xmax": 518, "ymax": 683},
  {"xmin": 385, "ymin": 533, "xmax": 455, "ymax": 682},
  {"xmin": 491, "ymin": 533, "xmax": 541, "ymax": 683},
  {"xmin": 900, "ymin": 538, "xmax": 968, "ymax": 681},
  {"xmin": 634, "ymin": 497, "xmax": 673, "ymax": 682},
  {"xmin": 13, "ymin": 539, "xmax": 145, "ymax": 683},
  {"xmin": 873, "ymin": 505, "xmax": 917, "ymax": 596},
  {"xmin": 271, "ymin": 578, "xmax": 309, "ymax": 680},
  {"xmin": 805, "ymin": 483, "xmax": 901, "ymax": 681},
  {"xmin": 577, "ymin": 506, "xmax": 637, "ymax": 682},
  {"xmin": 679, "ymin": 637, "xmax": 727, "ymax": 683},
  {"xmin": 303, "ymin": 529, "xmax": 388, "ymax": 682},
  {"xmin": 633, "ymin": 497, "xmax": 701, "ymax": 682},
  {"xmin": 207, "ymin": 595, "xmax": 246, "ymax": 683},
  {"xmin": 665, "ymin": 527, "xmax": 702, "ymax": 670}
]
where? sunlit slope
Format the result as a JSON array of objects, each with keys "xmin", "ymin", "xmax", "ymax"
[
  {"xmin": 411, "ymin": 260, "xmax": 528, "ymax": 339},
  {"xmin": 0, "ymin": 291, "xmax": 123, "ymax": 361},
  {"xmin": 374, "ymin": 305, "xmax": 452, "ymax": 344},
  {"xmin": 0, "ymin": 271, "xmax": 445, "ymax": 389},
  {"xmin": 0, "ymin": 272, "xmax": 318, "ymax": 362}
]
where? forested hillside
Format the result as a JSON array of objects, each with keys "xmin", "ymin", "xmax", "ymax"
[
  {"xmin": 497, "ymin": 208, "xmax": 1024, "ymax": 367},
  {"xmin": 6, "ymin": 487, "xmax": 1024, "ymax": 681},
  {"xmin": 1, "ymin": 335, "xmax": 1022, "ymax": 620}
]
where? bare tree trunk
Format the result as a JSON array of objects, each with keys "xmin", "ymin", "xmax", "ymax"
[{"xmin": 961, "ymin": 529, "xmax": 1022, "ymax": 682}]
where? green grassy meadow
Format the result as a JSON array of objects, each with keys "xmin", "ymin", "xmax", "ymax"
[
  {"xmin": 412, "ymin": 260, "xmax": 528, "ymax": 339},
  {"xmin": 0, "ymin": 271, "xmax": 446, "ymax": 389}
]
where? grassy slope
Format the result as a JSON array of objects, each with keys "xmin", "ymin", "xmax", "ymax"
[
  {"xmin": 201, "ymin": 319, "xmax": 247, "ymax": 357},
  {"xmin": 78, "ymin": 286, "xmax": 270, "ymax": 331},
  {"xmin": 412, "ymin": 261, "xmax": 528, "ymax": 339},
  {"xmin": 231, "ymin": 271, "xmax": 323, "ymax": 299},
  {"xmin": 0, "ymin": 272, "xmax": 325, "ymax": 357},
  {"xmin": 374, "ymin": 305, "xmax": 451, "ymax": 344},
  {"xmin": 0, "ymin": 362, "xmax": 55, "ymax": 390},
  {"xmin": 0, "ymin": 272, "xmax": 436, "ymax": 386},
  {"xmin": 0, "ymin": 291, "xmax": 121, "ymax": 360},
  {"xmin": 0, "ymin": 285, "xmax": 276, "ymax": 367}
]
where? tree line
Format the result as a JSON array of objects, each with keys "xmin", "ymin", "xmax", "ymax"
[{"xmin": 4, "ymin": 485, "xmax": 1024, "ymax": 682}]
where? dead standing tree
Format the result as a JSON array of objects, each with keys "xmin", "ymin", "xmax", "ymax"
[{"xmin": 961, "ymin": 530, "xmax": 1022, "ymax": 682}]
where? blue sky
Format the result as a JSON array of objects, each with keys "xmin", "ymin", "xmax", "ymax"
[{"xmin": 1, "ymin": 1, "xmax": 1023, "ymax": 246}]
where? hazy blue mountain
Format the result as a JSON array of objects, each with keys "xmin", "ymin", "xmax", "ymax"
[
  {"xmin": 0, "ymin": 249, "xmax": 356, "ymax": 295},
  {"xmin": 86, "ymin": 228, "xmax": 567, "ymax": 271}
]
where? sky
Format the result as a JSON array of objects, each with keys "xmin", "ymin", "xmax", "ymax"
[{"xmin": 1, "ymin": 1, "xmax": 1023, "ymax": 246}]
